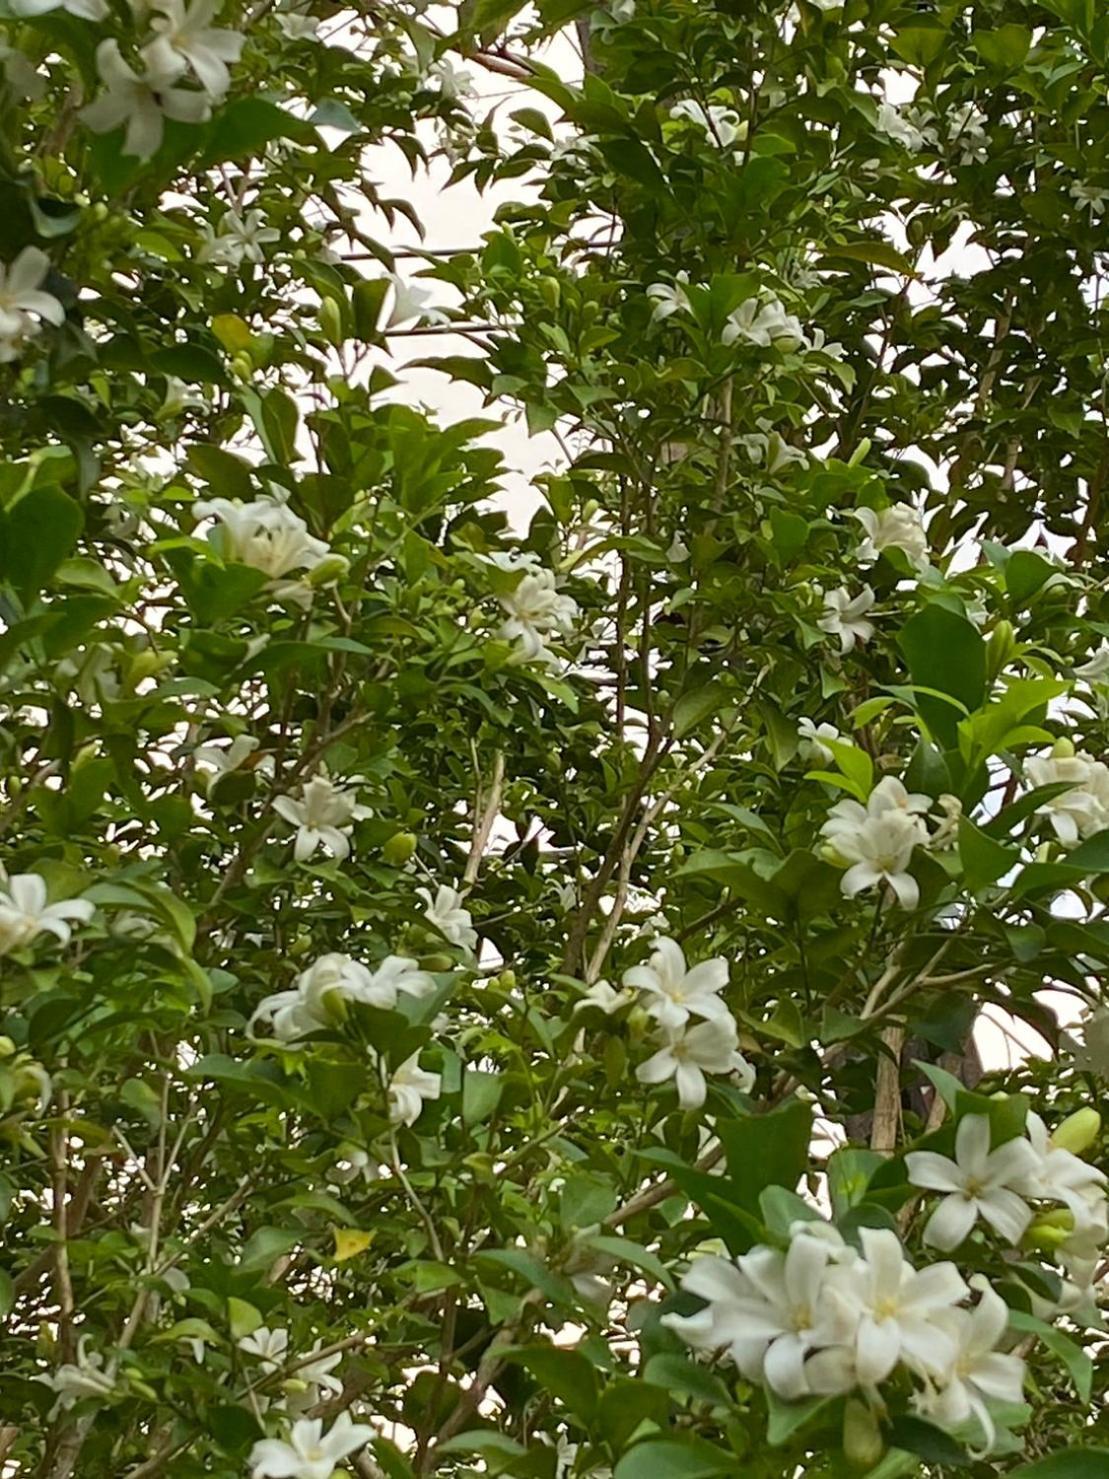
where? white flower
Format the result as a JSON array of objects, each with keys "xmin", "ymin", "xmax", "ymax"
[
  {"xmin": 722, "ymin": 297, "xmax": 805, "ymax": 351},
  {"xmin": 146, "ymin": 0, "xmax": 244, "ymax": 100},
  {"xmin": 10, "ymin": 0, "xmax": 106, "ymax": 18},
  {"xmin": 798, "ymin": 717, "xmax": 840, "ymax": 766},
  {"xmin": 193, "ymin": 734, "xmax": 262, "ymax": 790},
  {"xmin": 805, "ymin": 326, "xmax": 846, "ymax": 359},
  {"xmin": 622, "ymin": 936, "xmax": 731, "ymax": 1032},
  {"xmin": 496, "ymin": 564, "xmax": 578, "ymax": 666},
  {"xmin": 386, "ymin": 276, "xmax": 448, "ymax": 330},
  {"xmin": 1075, "ymin": 642, "xmax": 1109, "ymax": 683},
  {"xmin": 238, "ymin": 1325, "xmax": 289, "ymax": 1372},
  {"xmin": 287, "ymin": 1340, "xmax": 343, "ymax": 1409},
  {"xmin": 198, "ymin": 209, "xmax": 280, "ymax": 266},
  {"xmin": 821, "ymin": 780, "xmax": 931, "ymax": 909},
  {"xmin": 274, "ymin": 6, "xmax": 319, "ymax": 39},
  {"xmin": 574, "ymin": 979, "xmax": 634, "ymax": 1014},
  {"xmin": 0, "ymin": 43, "xmax": 46, "ymax": 100},
  {"xmin": 0, "ymin": 874, "xmax": 94, "ymax": 957},
  {"xmin": 193, "ymin": 497, "xmax": 335, "ymax": 581},
  {"xmin": 875, "ymin": 101, "xmax": 928, "ymax": 152},
  {"xmin": 273, "ymin": 774, "xmax": 371, "ymax": 862},
  {"xmin": 39, "ymin": 1336, "xmax": 116, "ymax": 1416},
  {"xmin": 915, "ymin": 1279, "xmax": 1025, "ymax": 1454},
  {"xmin": 1016, "ymin": 1112, "xmax": 1107, "ymax": 1224},
  {"xmin": 388, "ymin": 1053, "xmax": 441, "ymax": 1127},
  {"xmin": 906, "ymin": 1114, "xmax": 1039, "ymax": 1250},
  {"xmin": 664, "ymin": 1233, "xmax": 857, "ymax": 1399},
  {"xmin": 416, "ymin": 883, "xmax": 477, "ymax": 953},
  {"xmin": 820, "ymin": 1228, "xmax": 967, "ymax": 1387},
  {"xmin": 429, "ymin": 58, "xmax": 474, "ymax": 98},
  {"xmin": 250, "ymin": 952, "xmax": 430, "ymax": 1042},
  {"xmin": 928, "ymin": 793, "xmax": 962, "ymax": 850},
  {"xmin": 250, "ymin": 1413, "xmax": 375, "ymax": 1479},
  {"xmin": 80, "ymin": 41, "xmax": 211, "ymax": 162},
  {"xmin": 1070, "ymin": 182, "xmax": 1109, "ymax": 220},
  {"xmin": 1025, "ymin": 747, "xmax": 1109, "ymax": 846},
  {"xmin": 637, "ymin": 1017, "xmax": 754, "ymax": 1110},
  {"xmin": 670, "ymin": 99, "xmax": 745, "ymax": 149},
  {"xmin": 851, "ymin": 505, "xmax": 929, "ymax": 568},
  {"xmin": 646, "ymin": 273, "xmax": 692, "ymax": 322},
  {"xmin": 818, "ymin": 585, "xmax": 875, "ymax": 653},
  {"xmin": 0, "ymin": 247, "xmax": 65, "ymax": 363},
  {"xmin": 947, "ymin": 103, "xmax": 989, "ymax": 165}
]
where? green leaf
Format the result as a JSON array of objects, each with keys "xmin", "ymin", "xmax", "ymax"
[
  {"xmin": 435, "ymin": 1432, "xmax": 526, "ymax": 1458},
  {"xmin": 613, "ymin": 1438, "xmax": 736, "ymax": 1479},
  {"xmin": 462, "ymin": 1068, "xmax": 503, "ymax": 1126},
  {"xmin": 1008, "ymin": 1309, "xmax": 1093, "ymax": 1402},
  {"xmin": 237, "ymin": 1226, "xmax": 300, "ymax": 1273},
  {"xmin": 898, "ymin": 605, "xmax": 986, "ymax": 749},
  {"xmin": 766, "ymin": 1390, "xmax": 836, "ymax": 1446},
  {"xmin": 717, "ymin": 1102, "xmax": 813, "ymax": 1224},
  {"xmin": 673, "ymin": 682, "xmax": 730, "ymax": 737},
  {"xmin": 887, "ymin": 1416, "xmax": 970, "ymax": 1467},
  {"xmin": 0, "ymin": 486, "xmax": 83, "ymax": 597},
  {"xmin": 201, "ymin": 99, "xmax": 313, "ymax": 165},
  {"xmin": 1011, "ymin": 1453, "xmax": 1109, "ymax": 1478},
  {"xmin": 597, "ymin": 1377, "xmax": 670, "ymax": 1449},
  {"xmin": 973, "ymin": 24, "xmax": 1032, "ymax": 70},
  {"xmin": 820, "ymin": 241, "xmax": 917, "ymax": 276},
  {"xmin": 827, "ymin": 1146, "xmax": 885, "ymax": 1216},
  {"xmin": 501, "ymin": 1345, "xmax": 598, "ymax": 1419},
  {"xmin": 560, "ymin": 1172, "xmax": 618, "ymax": 1230},
  {"xmin": 957, "ymin": 817, "xmax": 1019, "ymax": 891},
  {"xmin": 150, "ymin": 345, "xmax": 230, "ymax": 386},
  {"xmin": 642, "ymin": 1353, "xmax": 732, "ymax": 1409},
  {"xmin": 1005, "ymin": 549, "xmax": 1056, "ymax": 606}
]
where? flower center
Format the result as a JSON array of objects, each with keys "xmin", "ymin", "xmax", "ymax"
[{"xmin": 873, "ymin": 1296, "xmax": 900, "ymax": 1320}]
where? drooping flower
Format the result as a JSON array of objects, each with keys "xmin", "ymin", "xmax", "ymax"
[
  {"xmin": 905, "ymin": 1114, "xmax": 1040, "ymax": 1250},
  {"xmin": 636, "ymin": 1017, "xmax": 754, "ymax": 1110},
  {"xmin": 851, "ymin": 504, "xmax": 929, "ymax": 568},
  {"xmin": 38, "ymin": 1336, "xmax": 116, "ymax": 1417},
  {"xmin": 874, "ymin": 101, "xmax": 930, "ymax": 152},
  {"xmin": 928, "ymin": 793, "xmax": 963, "ymax": 850},
  {"xmin": 416, "ymin": 883, "xmax": 477, "ymax": 953},
  {"xmin": 622, "ymin": 937, "xmax": 731, "ymax": 1032},
  {"xmin": 147, "ymin": 0, "xmax": 245, "ymax": 100},
  {"xmin": 646, "ymin": 273, "xmax": 692, "ymax": 322},
  {"xmin": 388, "ymin": 1053, "xmax": 442, "ymax": 1127},
  {"xmin": 80, "ymin": 41, "xmax": 211, "ymax": 161},
  {"xmin": 197, "ymin": 209, "xmax": 281, "ymax": 266},
  {"xmin": 1075, "ymin": 642, "xmax": 1109, "ymax": 683},
  {"xmin": 914, "ymin": 1279, "xmax": 1025, "ymax": 1454},
  {"xmin": 238, "ymin": 1325, "xmax": 290, "ymax": 1372},
  {"xmin": 574, "ymin": 979, "xmax": 635, "ymax": 1014},
  {"xmin": 722, "ymin": 296, "xmax": 805, "ymax": 351},
  {"xmin": 192, "ymin": 497, "xmax": 334, "ymax": 582},
  {"xmin": 1070, "ymin": 182, "xmax": 1109, "ymax": 220},
  {"xmin": 193, "ymin": 734, "xmax": 263, "ymax": 791},
  {"xmin": 273, "ymin": 774, "xmax": 371, "ymax": 861},
  {"xmin": 251, "ymin": 952, "xmax": 433, "ymax": 1043},
  {"xmin": 664, "ymin": 1231, "xmax": 857, "ymax": 1400},
  {"xmin": 0, "ymin": 874, "xmax": 94, "ymax": 957},
  {"xmin": 670, "ymin": 98, "xmax": 744, "ymax": 149},
  {"xmin": 249, "ymin": 1413, "xmax": 375, "ymax": 1479},
  {"xmin": 386, "ymin": 276, "xmax": 449, "ymax": 330},
  {"xmin": 818, "ymin": 586, "xmax": 875, "ymax": 653},
  {"xmin": 0, "ymin": 247, "xmax": 65, "ymax": 363},
  {"xmin": 1016, "ymin": 1111, "xmax": 1108, "ymax": 1229},
  {"xmin": 822, "ymin": 1228, "xmax": 967, "ymax": 1386},
  {"xmin": 285, "ymin": 1340, "xmax": 344, "ymax": 1410},
  {"xmin": 1024, "ymin": 746, "xmax": 1109, "ymax": 847},
  {"xmin": 797, "ymin": 717, "xmax": 841, "ymax": 766}
]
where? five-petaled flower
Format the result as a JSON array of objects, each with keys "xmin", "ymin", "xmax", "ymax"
[
  {"xmin": 0, "ymin": 874, "xmax": 94, "ymax": 957},
  {"xmin": 818, "ymin": 585, "xmax": 875, "ymax": 653},
  {"xmin": 388, "ymin": 1053, "xmax": 442, "ymax": 1127},
  {"xmin": 906, "ymin": 1114, "xmax": 1039, "ymax": 1251},
  {"xmin": 0, "ymin": 247, "xmax": 65, "ymax": 363},
  {"xmin": 622, "ymin": 936, "xmax": 730, "ymax": 1032},
  {"xmin": 80, "ymin": 40, "xmax": 211, "ymax": 161},
  {"xmin": 273, "ymin": 774, "xmax": 371, "ymax": 861},
  {"xmin": 249, "ymin": 1413, "xmax": 375, "ymax": 1479},
  {"xmin": 636, "ymin": 1016, "xmax": 754, "ymax": 1110}
]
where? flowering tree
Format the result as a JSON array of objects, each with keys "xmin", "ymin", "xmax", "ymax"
[{"xmin": 2, "ymin": 0, "xmax": 1109, "ymax": 1476}]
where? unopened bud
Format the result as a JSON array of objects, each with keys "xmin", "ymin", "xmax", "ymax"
[
  {"xmin": 381, "ymin": 831, "xmax": 417, "ymax": 866},
  {"xmin": 843, "ymin": 1397, "xmax": 883, "ymax": 1469},
  {"xmin": 319, "ymin": 296, "xmax": 345, "ymax": 348},
  {"xmin": 1052, "ymin": 737, "xmax": 1076, "ymax": 759},
  {"xmin": 0, "ymin": 1037, "xmax": 15, "ymax": 1058},
  {"xmin": 536, "ymin": 276, "xmax": 560, "ymax": 311},
  {"xmin": 496, "ymin": 969, "xmax": 517, "ymax": 990},
  {"xmin": 1052, "ymin": 1108, "xmax": 1101, "ymax": 1157},
  {"xmin": 627, "ymin": 1005, "xmax": 651, "ymax": 1044},
  {"xmin": 306, "ymin": 554, "xmax": 349, "ymax": 588},
  {"xmin": 986, "ymin": 619, "xmax": 1016, "ymax": 680},
  {"xmin": 230, "ymin": 353, "xmax": 254, "ymax": 382},
  {"xmin": 1023, "ymin": 1208, "xmax": 1075, "ymax": 1251}
]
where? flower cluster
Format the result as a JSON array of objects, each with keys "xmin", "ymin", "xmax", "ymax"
[
  {"xmin": 0, "ymin": 247, "xmax": 65, "ymax": 364},
  {"xmin": 1025, "ymin": 742, "xmax": 1109, "ymax": 847},
  {"xmin": 250, "ymin": 1413, "xmax": 375, "ymax": 1479},
  {"xmin": 667, "ymin": 1221, "xmax": 1023, "ymax": 1453},
  {"xmin": 490, "ymin": 552, "xmax": 579, "ymax": 667},
  {"xmin": 251, "ymin": 952, "xmax": 436, "ymax": 1042},
  {"xmin": 79, "ymin": 0, "xmax": 244, "ymax": 160},
  {"xmin": 851, "ymin": 504, "xmax": 929, "ymax": 569},
  {"xmin": 198, "ymin": 209, "xmax": 281, "ymax": 268},
  {"xmin": 722, "ymin": 295, "xmax": 805, "ymax": 352},
  {"xmin": 194, "ymin": 495, "xmax": 345, "ymax": 603},
  {"xmin": 820, "ymin": 777, "xmax": 938, "ymax": 909},
  {"xmin": 621, "ymin": 938, "xmax": 754, "ymax": 1110},
  {"xmin": 908, "ymin": 1110, "xmax": 1108, "ymax": 1292}
]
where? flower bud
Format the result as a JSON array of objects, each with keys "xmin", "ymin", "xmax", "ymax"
[
  {"xmin": 1052, "ymin": 1108, "xmax": 1101, "ymax": 1156},
  {"xmin": 1052, "ymin": 736, "xmax": 1075, "ymax": 759},
  {"xmin": 231, "ymin": 352, "xmax": 254, "ymax": 382},
  {"xmin": 627, "ymin": 1005, "xmax": 651, "ymax": 1044},
  {"xmin": 0, "ymin": 1037, "xmax": 15, "ymax": 1059},
  {"xmin": 1023, "ymin": 1208, "xmax": 1075, "ymax": 1251},
  {"xmin": 382, "ymin": 831, "xmax": 417, "ymax": 866},
  {"xmin": 986, "ymin": 619, "xmax": 1016, "ymax": 680},
  {"xmin": 843, "ymin": 1397, "xmax": 883, "ymax": 1469},
  {"xmin": 496, "ymin": 969, "xmax": 517, "ymax": 990},
  {"xmin": 319, "ymin": 296, "xmax": 345, "ymax": 348},
  {"xmin": 536, "ymin": 276, "xmax": 561, "ymax": 311},
  {"xmin": 306, "ymin": 554, "xmax": 349, "ymax": 588}
]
